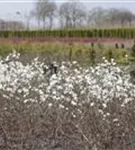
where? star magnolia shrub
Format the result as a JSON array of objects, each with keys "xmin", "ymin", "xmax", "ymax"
[
  {"xmin": 0, "ymin": 51, "xmax": 134, "ymax": 107},
  {"xmin": 1, "ymin": 51, "xmax": 135, "ymax": 149}
]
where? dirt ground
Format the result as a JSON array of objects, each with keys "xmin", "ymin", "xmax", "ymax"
[{"xmin": 0, "ymin": 37, "xmax": 134, "ymax": 45}]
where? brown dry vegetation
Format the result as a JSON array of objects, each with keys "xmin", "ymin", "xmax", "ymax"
[
  {"xmin": 1, "ymin": 95, "xmax": 135, "ymax": 150},
  {"xmin": 0, "ymin": 37, "xmax": 133, "ymax": 45}
]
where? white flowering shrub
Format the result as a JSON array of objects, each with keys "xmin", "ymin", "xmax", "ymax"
[{"xmin": 0, "ymin": 51, "xmax": 135, "ymax": 150}]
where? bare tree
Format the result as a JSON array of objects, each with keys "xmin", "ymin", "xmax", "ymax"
[
  {"xmin": 16, "ymin": 11, "xmax": 33, "ymax": 30},
  {"xmin": 117, "ymin": 9, "xmax": 134, "ymax": 27},
  {"xmin": 46, "ymin": 2, "xmax": 57, "ymax": 29},
  {"xmin": 24, "ymin": 12, "xmax": 34, "ymax": 30},
  {"xmin": 88, "ymin": 7, "xmax": 108, "ymax": 28},
  {"xmin": 32, "ymin": 0, "xmax": 43, "ymax": 29},
  {"xmin": 105, "ymin": 8, "xmax": 120, "ymax": 26},
  {"xmin": 88, "ymin": 7, "xmax": 135, "ymax": 28},
  {"xmin": 59, "ymin": 1, "xmax": 86, "ymax": 29},
  {"xmin": 32, "ymin": 0, "xmax": 57, "ymax": 29},
  {"xmin": 0, "ymin": 20, "xmax": 25, "ymax": 30}
]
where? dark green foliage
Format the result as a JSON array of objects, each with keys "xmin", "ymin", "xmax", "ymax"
[
  {"xmin": 89, "ymin": 49, "xmax": 96, "ymax": 65},
  {"xmin": 91, "ymin": 42, "xmax": 94, "ymax": 48},
  {"xmin": 69, "ymin": 44, "xmax": 73, "ymax": 61},
  {"xmin": 98, "ymin": 29, "xmax": 103, "ymax": 38},
  {"xmin": 131, "ymin": 44, "xmax": 135, "ymax": 57},
  {"xmin": 115, "ymin": 43, "xmax": 119, "ymax": 49},
  {"xmin": 121, "ymin": 43, "xmax": 125, "ymax": 49},
  {"xmin": 0, "ymin": 28, "xmax": 135, "ymax": 38},
  {"xmin": 107, "ymin": 50, "xmax": 113, "ymax": 61}
]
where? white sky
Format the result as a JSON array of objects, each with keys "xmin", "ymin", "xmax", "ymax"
[{"xmin": 0, "ymin": 0, "xmax": 135, "ymax": 24}]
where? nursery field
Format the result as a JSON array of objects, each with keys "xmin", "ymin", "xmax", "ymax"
[
  {"xmin": 0, "ymin": 28, "xmax": 135, "ymax": 64},
  {"xmin": 0, "ymin": 36, "xmax": 134, "ymax": 66},
  {"xmin": 0, "ymin": 28, "xmax": 135, "ymax": 65},
  {"xmin": 1, "ymin": 28, "xmax": 135, "ymax": 150}
]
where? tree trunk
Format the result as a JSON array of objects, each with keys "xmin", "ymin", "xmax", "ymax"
[
  {"xmin": 37, "ymin": 18, "xmax": 40, "ymax": 29},
  {"xmin": 49, "ymin": 15, "xmax": 53, "ymax": 30},
  {"xmin": 43, "ymin": 18, "xmax": 46, "ymax": 29}
]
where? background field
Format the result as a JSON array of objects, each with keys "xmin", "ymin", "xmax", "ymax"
[{"xmin": 0, "ymin": 29, "xmax": 134, "ymax": 66}]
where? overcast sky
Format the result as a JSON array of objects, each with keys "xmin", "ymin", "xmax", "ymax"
[{"xmin": 0, "ymin": 0, "xmax": 135, "ymax": 21}]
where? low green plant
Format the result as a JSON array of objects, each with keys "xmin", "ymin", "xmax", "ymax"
[
  {"xmin": 121, "ymin": 43, "xmax": 125, "ymax": 49},
  {"xmin": 131, "ymin": 43, "xmax": 135, "ymax": 57},
  {"xmin": 0, "ymin": 42, "xmax": 132, "ymax": 65},
  {"xmin": 89, "ymin": 49, "xmax": 96, "ymax": 65},
  {"xmin": 115, "ymin": 43, "xmax": 119, "ymax": 49}
]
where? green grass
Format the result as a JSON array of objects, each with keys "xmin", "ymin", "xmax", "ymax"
[{"xmin": 0, "ymin": 42, "xmax": 133, "ymax": 66}]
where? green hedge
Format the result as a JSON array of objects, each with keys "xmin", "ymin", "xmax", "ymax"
[{"xmin": 0, "ymin": 28, "xmax": 135, "ymax": 38}]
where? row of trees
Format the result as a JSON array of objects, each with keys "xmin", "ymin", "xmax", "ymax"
[
  {"xmin": 1, "ymin": 0, "xmax": 134, "ymax": 30},
  {"xmin": 29, "ymin": 0, "xmax": 135, "ymax": 29},
  {"xmin": 0, "ymin": 19, "xmax": 25, "ymax": 30},
  {"xmin": 1, "ymin": 28, "xmax": 135, "ymax": 39}
]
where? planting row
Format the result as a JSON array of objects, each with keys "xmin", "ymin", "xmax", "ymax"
[{"xmin": 1, "ymin": 28, "xmax": 135, "ymax": 38}]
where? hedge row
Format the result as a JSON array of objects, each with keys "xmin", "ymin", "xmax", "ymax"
[{"xmin": 0, "ymin": 28, "xmax": 135, "ymax": 38}]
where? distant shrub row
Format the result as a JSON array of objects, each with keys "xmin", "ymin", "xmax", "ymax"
[{"xmin": 1, "ymin": 28, "xmax": 135, "ymax": 38}]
